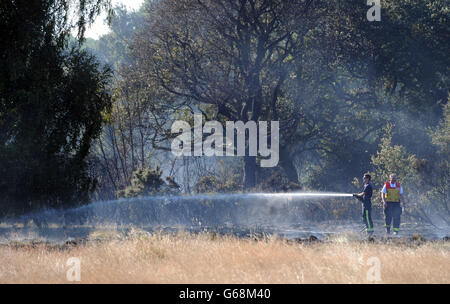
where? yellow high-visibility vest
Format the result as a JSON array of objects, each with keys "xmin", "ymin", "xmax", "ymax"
[{"xmin": 385, "ymin": 182, "xmax": 401, "ymax": 202}]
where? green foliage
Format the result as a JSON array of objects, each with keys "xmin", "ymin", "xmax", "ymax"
[
  {"xmin": 192, "ymin": 159, "xmax": 242, "ymax": 194},
  {"xmin": 117, "ymin": 166, "xmax": 181, "ymax": 198},
  {"xmin": 423, "ymin": 102, "xmax": 450, "ymax": 221},
  {"xmin": 93, "ymin": 4, "xmax": 144, "ymax": 68},
  {"xmin": 194, "ymin": 175, "xmax": 242, "ymax": 194},
  {"xmin": 430, "ymin": 102, "xmax": 450, "ymax": 155},
  {"xmin": 367, "ymin": 109, "xmax": 450, "ymax": 223},
  {"xmin": 0, "ymin": 1, "xmax": 112, "ymax": 215},
  {"xmin": 371, "ymin": 124, "xmax": 419, "ymax": 190},
  {"xmin": 337, "ymin": 0, "xmax": 449, "ymax": 114},
  {"xmin": 257, "ymin": 170, "xmax": 301, "ymax": 193},
  {"xmin": 117, "ymin": 167, "xmax": 165, "ymax": 198}
]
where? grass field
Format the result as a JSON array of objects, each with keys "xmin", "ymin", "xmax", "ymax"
[{"xmin": 0, "ymin": 229, "xmax": 449, "ymax": 283}]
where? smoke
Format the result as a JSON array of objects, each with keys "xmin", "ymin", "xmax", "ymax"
[
  {"xmin": 1, "ymin": 192, "xmax": 448, "ymax": 244},
  {"xmin": 0, "ymin": 192, "xmax": 350, "ymax": 240}
]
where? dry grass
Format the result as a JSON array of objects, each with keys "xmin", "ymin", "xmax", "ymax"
[{"xmin": 0, "ymin": 229, "xmax": 449, "ymax": 283}]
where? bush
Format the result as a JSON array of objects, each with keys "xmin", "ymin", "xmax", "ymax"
[
  {"xmin": 369, "ymin": 123, "xmax": 450, "ymax": 224},
  {"xmin": 371, "ymin": 124, "xmax": 419, "ymax": 193},
  {"xmin": 117, "ymin": 166, "xmax": 179, "ymax": 198}
]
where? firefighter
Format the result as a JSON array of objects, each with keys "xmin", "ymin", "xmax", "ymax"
[
  {"xmin": 381, "ymin": 173, "xmax": 406, "ymax": 235},
  {"xmin": 354, "ymin": 173, "xmax": 374, "ymax": 235}
]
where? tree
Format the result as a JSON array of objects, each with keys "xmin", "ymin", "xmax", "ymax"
[
  {"xmin": 101, "ymin": 0, "xmax": 448, "ymax": 198},
  {"xmin": 422, "ymin": 102, "xmax": 450, "ymax": 223},
  {"xmin": 371, "ymin": 124, "xmax": 419, "ymax": 188},
  {"xmin": 335, "ymin": 0, "xmax": 449, "ymax": 120},
  {"xmin": 131, "ymin": 0, "xmax": 356, "ymax": 188},
  {"xmin": 289, "ymin": 0, "xmax": 449, "ymax": 190},
  {"xmin": 0, "ymin": 0, "xmax": 112, "ymax": 215},
  {"xmin": 84, "ymin": 5, "xmax": 179, "ymax": 200}
]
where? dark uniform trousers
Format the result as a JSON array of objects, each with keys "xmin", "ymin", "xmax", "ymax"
[
  {"xmin": 362, "ymin": 200, "xmax": 373, "ymax": 233},
  {"xmin": 384, "ymin": 202, "xmax": 402, "ymax": 232}
]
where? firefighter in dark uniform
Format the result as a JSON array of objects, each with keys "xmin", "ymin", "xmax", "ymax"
[{"xmin": 354, "ymin": 173, "xmax": 374, "ymax": 235}]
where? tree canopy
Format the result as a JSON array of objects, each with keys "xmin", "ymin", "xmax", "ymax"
[{"xmin": 0, "ymin": 0, "xmax": 113, "ymax": 215}]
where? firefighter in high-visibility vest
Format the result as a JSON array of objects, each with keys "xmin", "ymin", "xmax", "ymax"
[{"xmin": 381, "ymin": 173, "xmax": 406, "ymax": 235}]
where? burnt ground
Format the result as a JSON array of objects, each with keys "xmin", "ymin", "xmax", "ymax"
[{"xmin": 0, "ymin": 220, "xmax": 448, "ymax": 246}]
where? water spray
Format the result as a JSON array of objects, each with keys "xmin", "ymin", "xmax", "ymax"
[
  {"xmin": 255, "ymin": 192, "xmax": 354, "ymax": 199},
  {"xmin": 115, "ymin": 191, "xmax": 356, "ymax": 202}
]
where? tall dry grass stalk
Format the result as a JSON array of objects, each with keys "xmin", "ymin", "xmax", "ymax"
[{"xmin": 0, "ymin": 230, "xmax": 449, "ymax": 283}]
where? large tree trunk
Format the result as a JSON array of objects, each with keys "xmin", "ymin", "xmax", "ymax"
[
  {"xmin": 279, "ymin": 146, "xmax": 299, "ymax": 183},
  {"xmin": 243, "ymin": 155, "xmax": 256, "ymax": 190}
]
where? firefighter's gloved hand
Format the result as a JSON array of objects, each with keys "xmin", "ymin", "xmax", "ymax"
[{"xmin": 353, "ymin": 194, "xmax": 363, "ymax": 202}]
